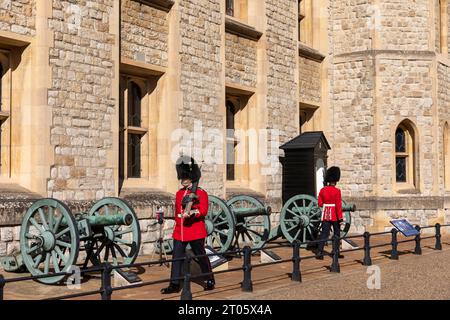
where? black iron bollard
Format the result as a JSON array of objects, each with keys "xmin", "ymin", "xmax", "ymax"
[
  {"xmin": 0, "ymin": 274, "xmax": 5, "ymax": 300},
  {"xmin": 435, "ymin": 223, "xmax": 442, "ymax": 250},
  {"xmin": 101, "ymin": 263, "xmax": 113, "ymax": 300},
  {"xmin": 363, "ymin": 231, "xmax": 372, "ymax": 266},
  {"xmin": 181, "ymin": 256, "xmax": 193, "ymax": 300},
  {"xmin": 414, "ymin": 225, "xmax": 422, "ymax": 255},
  {"xmin": 390, "ymin": 228, "xmax": 399, "ymax": 260},
  {"xmin": 330, "ymin": 235, "xmax": 340, "ymax": 273},
  {"xmin": 291, "ymin": 241, "xmax": 301, "ymax": 282},
  {"xmin": 241, "ymin": 246, "xmax": 253, "ymax": 292}
]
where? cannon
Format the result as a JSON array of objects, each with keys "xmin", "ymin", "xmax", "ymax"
[
  {"xmin": 7, "ymin": 197, "xmax": 141, "ymax": 284},
  {"xmin": 269, "ymin": 194, "xmax": 356, "ymax": 246}
]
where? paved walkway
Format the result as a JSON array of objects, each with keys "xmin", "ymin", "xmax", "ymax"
[{"xmin": 1, "ymin": 235, "xmax": 449, "ymax": 300}]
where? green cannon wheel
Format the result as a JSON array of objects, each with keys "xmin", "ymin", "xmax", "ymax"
[
  {"xmin": 339, "ymin": 200, "xmax": 352, "ymax": 237},
  {"xmin": 86, "ymin": 197, "xmax": 141, "ymax": 266},
  {"xmin": 156, "ymin": 195, "xmax": 235, "ymax": 254},
  {"xmin": 227, "ymin": 195, "xmax": 270, "ymax": 250},
  {"xmin": 206, "ymin": 195, "xmax": 235, "ymax": 253},
  {"xmin": 20, "ymin": 198, "xmax": 79, "ymax": 284},
  {"xmin": 280, "ymin": 194, "xmax": 322, "ymax": 246}
]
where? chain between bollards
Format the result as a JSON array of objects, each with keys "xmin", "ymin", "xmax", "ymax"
[
  {"xmin": 363, "ymin": 231, "xmax": 372, "ymax": 266},
  {"xmin": 330, "ymin": 235, "xmax": 340, "ymax": 273},
  {"xmin": 435, "ymin": 223, "xmax": 442, "ymax": 250},
  {"xmin": 291, "ymin": 241, "xmax": 301, "ymax": 282},
  {"xmin": 181, "ymin": 256, "xmax": 192, "ymax": 300},
  {"xmin": 390, "ymin": 228, "xmax": 399, "ymax": 260},
  {"xmin": 0, "ymin": 274, "xmax": 5, "ymax": 300},
  {"xmin": 414, "ymin": 225, "xmax": 422, "ymax": 255},
  {"xmin": 241, "ymin": 246, "xmax": 253, "ymax": 292},
  {"xmin": 100, "ymin": 263, "xmax": 113, "ymax": 300}
]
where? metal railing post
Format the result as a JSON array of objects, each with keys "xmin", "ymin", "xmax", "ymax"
[
  {"xmin": 241, "ymin": 246, "xmax": 253, "ymax": 292},
  {"xmin": 100, "ymin": 263, "xmax": 113, "ymax": 300},
  {"xmin": 363, "ymin": 231, "xmax": 372, "ymax": 266},
  {"xmin": 390, "ymin": 228, "xmax": 399, "ymax": 260},
  {"xmin": 414, "ymin": 225, "xmax": 422, "ymax": 255},
  {"xmin": 0, "ymin": 274, "xmax": 5, "ymax": 300},
  {"xmin": 291, "ymin": 241, "xmax": 301, "ymax": 282},
  {"xmin": 330, "ymin": 235, "xmax": 340, "ymax": 273},
  {"xmin": 181, "ymin": 256, "xmax": 193, "ymax": 300},
  {"xmin": 435, "ymin": 223, "xmax": 442, "ymax": 250}
]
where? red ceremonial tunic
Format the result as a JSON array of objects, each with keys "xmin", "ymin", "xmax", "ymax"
[
  {"xmin": 318, "ymin": 186, "xmax": 343, "ymax": 222},
  {"xmin": 172, "ymin": 187, "xmax": 209, "ymax": 242}
]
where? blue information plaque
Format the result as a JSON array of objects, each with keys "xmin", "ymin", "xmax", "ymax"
[{"xmin": 390, "ymin": 219, "xmax": 419, "ymax": 237}]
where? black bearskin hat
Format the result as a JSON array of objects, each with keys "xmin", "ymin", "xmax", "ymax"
[
  {"xmin": 175, "ymin": 156, "xmax": 201, "ymax": 182},
  {"xmin": 324, "ymin": 166, "xmax": 340, "ymax": 183}
]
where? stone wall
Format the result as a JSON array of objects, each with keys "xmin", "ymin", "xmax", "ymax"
[
  {"xmin": 178, "ymin": 0, "xmax": 224, "ymax": 197},
  {"xmin": 377, "ymin": 58, "xmax": 434, "ymax": 196},
  {"xmin": 0, "ymin": 0, "xmax": 35, "ymax": 36},
  {"xmin": 225, "ymin": 33, "xmax": 257, "ymax": 88},
  {"xmin": 48, "ymin": 0, "xmax": 116, "ymax": 201},
  {"xmin": 329, "ymin": 57, "xmax": 376, "ymax": 198},
  {"xmin": 265, "ymin": 0, "xmax": 298, "ymax": 212},
  {"xmin": 298, "ymin": 56, "xmax": 321, "ymax": 104},
  {"xmin": 379, "ymin": 0, "xmax": 430, "ymax": 51},
  {"xmin": 121, "ymin": 0, "xmax": 169, "ymax": 67},
  {"xmin": 329, "ymin": 0, "xmax": 372, "ymax": 55}
]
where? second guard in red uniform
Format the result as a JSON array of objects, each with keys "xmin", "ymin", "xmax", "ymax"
[{"xmin": 315, "ymin": 166, "xmax": 343, "ymax": 259}]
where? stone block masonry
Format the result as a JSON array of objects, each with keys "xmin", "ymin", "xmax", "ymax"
[
  {"xmin": 48, "ymin": 0, "xmax": 116, "ymax": 201},
  {"xmin": 0, "ymin": 0, "xmax": 35, "ymax": 36}
]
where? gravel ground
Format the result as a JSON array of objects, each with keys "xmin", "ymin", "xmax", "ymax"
[{"xmin": 235, "ymin": 247, "xmax": 450, "ymax": 300}]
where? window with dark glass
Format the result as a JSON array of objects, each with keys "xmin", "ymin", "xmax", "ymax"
[
  {"xmin": 119, "ymin": 77, "xmax": 148, "ymax": 181},
  {"xmin": 395, "ymin": 127, "xmax": 407, "ymax": 182},
  {"xmin": 128, "ymin": 82, "xmax": 142, "ymax": 127},
  {"xmin": 226, "ymin": 101, "xmax": 236, "ymax": 181},
  {"xmin": 226, "ymin": 0, "xmax": 234, "ymax": 16}
]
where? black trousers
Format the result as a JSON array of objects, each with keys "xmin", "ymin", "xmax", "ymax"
[
  {"xmin": 317, "ymin": 221, "xmax": 340, "ymax": 253},
  {"xmin": 170, "ymin": 238, "xmax": 214, "ymax": 285}
]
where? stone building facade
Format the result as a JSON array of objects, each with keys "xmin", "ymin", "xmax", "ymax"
[{"xmin": 0, "ymin": 0, "xmax": 449, "ymax": 256}]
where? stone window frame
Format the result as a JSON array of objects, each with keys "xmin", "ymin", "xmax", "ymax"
[
  {"xmin": 119, "ymin": 75, "xmax": 150, "ymax": 185},
  {"xmin": 444, "ymin": 122, "xmax": 450, "ymax": 191},
  {"xmin": 226, "ymin": 0, "xmax": 248, "ymax": 23},
  {"xmin": 394, "ymin": 120, "xmax": 418, "ymax": 192},
  {"xmin": 0, "ymin": 50, "xmax": 11, "ymax": 179},
  {"xmin": 224, "ymin": 89, "xmax": 254, "ymax": 188},
  {"xmin": 298, "ymin": 0, "xmax": 312, "ymax": 46},
  {"xmin": 437, "ymin": 0, "xmax": 449, "ymax": 54},
  {"xmin": 299, "ymin": 103, "xmax": 319, "ymax": 134}
]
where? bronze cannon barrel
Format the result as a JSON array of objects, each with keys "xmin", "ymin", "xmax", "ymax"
[
  {"xmin": 231, "ymin": 206, "xmax": 272, "ymax": 218},
  {"xmin": 61, "ymin": 213, "xmax": 133, "ymax": 227}
]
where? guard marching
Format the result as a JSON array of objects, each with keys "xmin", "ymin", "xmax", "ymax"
[
  {"xmin": 160, "ymin": 156, "xmax": 215, "ymax": 294},
  {"xmin": 315, "ymin": 166, "xmax": 343, "ymax": 259}
]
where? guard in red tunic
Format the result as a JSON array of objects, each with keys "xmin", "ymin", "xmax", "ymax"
[
  {"xmin": 161, "ymin": 156, "xmax": 215, "ymax": 294},
  {"xmin": 315, "ymin": 166, "xmax": 343, "ymax": 260}
]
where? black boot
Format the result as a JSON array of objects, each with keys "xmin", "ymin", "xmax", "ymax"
[
  {"xmin": 161, "ymin": 283, "xmax": 181, "ymax": 294},
  {"xmin": 315, "ymin": 251, "xmax": 324, "ymax": 260},
  {"xmin": 204, "ymin": 279, "xmax": 215, "ymax": 291}
]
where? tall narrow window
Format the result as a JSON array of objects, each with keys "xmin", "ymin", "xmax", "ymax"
[
  {"xmin": 119, "ymin": 77, "xmax": 149, "ymax": 182},
  {"xmin": 226, "ymin": 101, "xmax": 236, "ymax": 181},
  {"xmin": 226, "ymin": 0, "xmax": 234, "ymax": 16},
  {"xmin": 395, "ymin": 121, "xmax": 416, "ymax": 186}
]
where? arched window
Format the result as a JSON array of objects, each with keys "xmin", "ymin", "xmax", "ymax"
[
  {"xmin": 395, "ymin": 121, "xmax": 416, "ymax": 186},
  {"xmin": 444, "ymin": 122, "xmax": 450, "ymax": 190}
]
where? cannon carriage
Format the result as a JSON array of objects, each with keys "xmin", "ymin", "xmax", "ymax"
[{"xmin": 10, "ymin": 197, "xmax": 141, "ymax": 284}]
